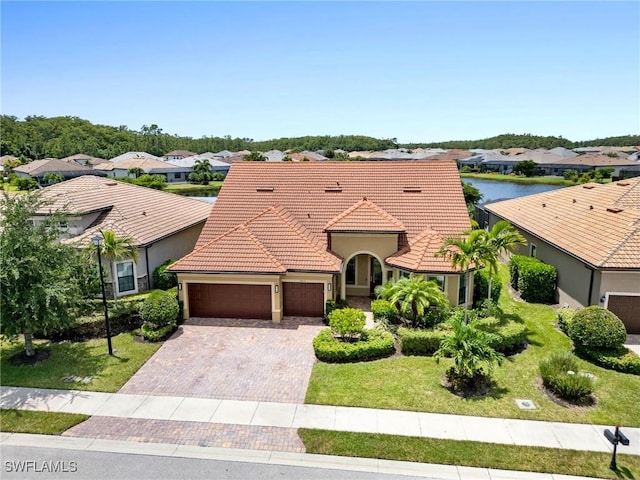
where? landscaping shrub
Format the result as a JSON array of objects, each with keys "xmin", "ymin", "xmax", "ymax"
[
  {"xmin": 510, "ymin": 255, "xmax": 557, "ymax": 303},
  {"xmin": 313, "ymin": 328, "xmax": 395, "ymax": 363},
  {"xmin": 556, "ymin": 307, "xmax": 576, "ymax": 334},
  {"xmin": 539, "ymin": 352, "xmax": 594, "ymax": 402},
  {"xmin": 139, "ymin": 291, "xmax": 179, "ymax": 327},
  {"xmin": 371, "ymin": 299, "xmax": 399, "ymax": 324},
  {"xmin": 12, "ymin": 177, "xmax": 39, "ymax": 191},
  {"xmin": 568, "ymin": 306, "xmax": 626, "ymax": 351},
  {"xmin": 578, "ymin": 347, "xmax": 640, "ymax": 375},
  {"xmin": 397, "ymin": 327, "xmax": 448, "ymax": 356},
  {"xmin": 152, "ymin": 259, "xmax": 177, "ymax": 290},
  {"xmin": 328, "ymin": 307, "xmax": 366, "ymax": 341},
  {"xmin": 419, "ymin": 306, "xmax": 451, "ymax": 328},
  {"xmin": 475, "ymin": 316, "xmax": 527, "ymax": 353},
  {"xmin": 325, "ymin": 298, "xmax": 349, "ymax": 318},
  {"xmin": 141, "ymin": 322, "xmax": 177, "ymax": 342},
  {"xmin": 472, "ymin": 269, "xmax": 502, "ymax": 307}
]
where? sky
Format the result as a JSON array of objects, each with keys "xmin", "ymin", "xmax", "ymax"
[{"xmin": 1, "ymin": 1, "xmax": 639, "ymax": 143}]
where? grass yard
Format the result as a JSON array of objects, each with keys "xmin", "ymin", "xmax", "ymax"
[
  {"xmin": 306, "ymin": 266, "xmax": 640, "ymax": 426},
  {"xmin": 0, "ymin": 409, "xmax": 89, "ymax": 434},
  {"xmin": 163, "ymin": 181, "xmax": 223, "ymax": 196},
  {"xmin": 300, "ymin": 429, "xmax": 640, "ymax": 480},
  {"xmin": 0, "ymin": 331, "xmax": 161, "ymax": 392},
  {"xmin": 460, "ymin": 172, "xmax": 590, "ymax": 186}
]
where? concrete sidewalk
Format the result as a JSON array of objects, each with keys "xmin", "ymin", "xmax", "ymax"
[
  {"xmin": 2, "ymin": 386, "xmax": 638, "ymax": 455},
  {"xmin": 0, "ymin": 433, "xmax": 601, "ymax": 480}
]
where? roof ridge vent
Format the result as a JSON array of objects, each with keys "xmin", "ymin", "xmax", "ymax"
[
  {"xmin": 403, "ymin": 187, "xmax": 422, "ymax": 193},
  {"xmin": 256, "ymin": 186, "xmax": 274, "ymax": 192},
  {"xmin": 616, "ymin": 181, "xmax": 630, "ymax": 186},
  {"xmin": 582, "ymin": 184, "xmax": 595, "ymax": 189},
  {"xmin": 606, "ymin": 207, "xmax": 623, "ymax": 213}
]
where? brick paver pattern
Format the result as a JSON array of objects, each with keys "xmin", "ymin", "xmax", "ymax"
[
  {"xmin": 119, "ymin": 317, "xmax": 325, "ymax": 403},
  {"xmin": 63, "ymin": 417, "xmax": 305, "ymax": 452}
]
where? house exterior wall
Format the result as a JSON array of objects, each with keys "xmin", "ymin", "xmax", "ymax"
[{"xmin": 599, "ymin": 271, "xmax": 640, "ymax": 300}]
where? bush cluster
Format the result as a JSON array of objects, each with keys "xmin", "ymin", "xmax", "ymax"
[
  {"xmin": 139, "ymin": 291, "xmax": 179, "ymax": 341},
  {"xmin": 140, "ymin": 322, "xmax": 176, "ymax": 342},
  {"xmin": 539, "ymin": 352, "xmax": 594, "ymax": 402},
  {"xmin": 509, "ymin": 255, "xmax": 557, "ymax": 303},
  {"xmin": 475, "ymin": 316, "xmax": 527, "ymax": 353},
  {"xmin": 567, "ymin": 306, "xmax": 626, "ymax": 351},
  {"xmin": 371, "ymin": 299, "xmax": 399, "ymax": 324},
  {"xmin": 397, "ymin": 327, "xmax": 448, "ymax": 356},
  {"xmin": 312, "ymin": 328, "xmax": 395, "ymax": 363},
  {"xmin": 152, "ymin": 259, "xmax": 177, "ymax": 290},
  {"xmin": 579, "ymin": 347, "xmax": 640, "ymax": 375},
  {"xmin": 325, "ymin": 298, "xmax": 349, "ymax": 319},
  {"xmin": 328, "ymin": 308, "xmax": 366, "ymax": 340},
  {"xmin": 556, "ymin": 307, "xmax": 576, "ymax": 334},
  {"xmin": 472, "ymin": 269, "xmax": 502, "ymax": 307}
]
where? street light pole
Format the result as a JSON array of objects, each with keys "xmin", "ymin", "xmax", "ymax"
[{"xmin": 92, "ymin": 234, "xmax": 113, "ymax": 356}]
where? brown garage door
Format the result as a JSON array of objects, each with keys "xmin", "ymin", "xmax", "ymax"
[
  {"xmin": 283, "ymin": 282, "xmax": 324, "ymax": 317},
  {"xmin": 188, "ymin": 283, "xmax": 271, "ymax": 320},
  {"xmin": 608, "ymin": 295, "xmax": 640, "ymax": 334}
]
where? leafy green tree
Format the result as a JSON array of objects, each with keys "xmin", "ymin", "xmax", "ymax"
[
  {"xmin": 192, "ymin": 159, "xmax": 213, "ymax": 184},
  {"xmin": 42, "ymin": 172, "xmax": 64, "ymax": 184},
  {"xmin": 132, "ymin": 174, "xmax": 166, "ymax": 190},
  {"xmin": 376, "ymin": 275, "xmax": 449, "ymax": 328},
  {"xmin": 461, "ymin": 181, "xmax": 483, "ymax": 209},
  {"xmin": 0, "ymin": 191, "xmax": 84, "ymax": 356},
  {"xmin": 13, "ymin": 177, "xmax": 39, "ymax": 191},
  {"xmin": 127, "ymin": 167, "xmax": 144, "ymax": 179},
  {"xmin": 513, "ymin": 160, "xmax": 537, "ymax": 177},
  {"xmin": 89, "ymin": 229, "xmax": 139, "ymax": 302},
  {"xmin": 244, "ymin": 151, "xmax": 267, "ymax": 161},
  {"xmin": 562, "ymin": 169, "xmax": 579, "ymax": 182},
  {"xmin": 436, "ymin": 229, "xmax": 489, "ymax": 322}
]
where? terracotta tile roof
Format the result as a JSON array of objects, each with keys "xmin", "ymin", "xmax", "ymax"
[
  {"xmin": 386, "ymin": 228, "xmax": 460, "ymax": 273},
  {"xmin": 175, "ymin": 161, "xmax": 470, "ymax": 273},
  {"xmin": 38, "ymin": 176, "xmax": 212, "ymax": 247},
  {"xmin": 324, "ymin": 198, "xmax": 406, "ymax": 233},
  {"xmin": 170, "ymin": 205, "xmax": 341, "ymax": 274},
  {"xmin": 485, "ymin": 178, "xmax": 640, "ymax": 269}
]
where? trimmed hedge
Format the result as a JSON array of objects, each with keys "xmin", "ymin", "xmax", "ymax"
[
  {"xmin": 141, "ymin": 322, "xmax": 177, "ymax": 342},
  {"xmin": 510, "ymin": 255, "xmax": 557, "ymax": 303},
  {"xmin": 475, "ymin": 316, "xmax": 527, "ymax": 353},
  {"xmin": 579, "ymin": 347, "xmax": 640, "ymax": 375},
  {"xmin": 139, "ymin": 291, "xmax": 180, "ymax": 327},
  {"xmin": 371, "ymin": 299, "xmax": 399, "ymax": 324},
  {"xmin": 473, "ymin": 269, "xmax": 502, "ymax": 307},
  {"xmin": 328, "ymin": 308, "xmax": 366, "ymax": 340},
  {"xmin": 325, "ymin": 299, "xmax": 349, "ymax": 319},
  {"xmin": 40, "ymin": 313, "xmax": 143, "ymax": 342},
  {"xmin": 539, "ymin": 352, "xmax": 594, "ymax": 402},
  {"xmin": 556, "ymin": 307, "xmax": 576, "ymax": 334},
  {"xmin": 313, "ymin": 328, "xmax": 395, "ymax": 363},
  {"xmin": 397, "ymin": 327, "xmax": 448, "ymax": 356},
  {"xmin": 152, "ymin": 259, "xmax": 178, "ymax": 290},
  {"xmin": 568, "ymin": 306, "xmax": 627, "ymax": 351}
]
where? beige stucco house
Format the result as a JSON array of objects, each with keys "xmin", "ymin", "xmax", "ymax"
[
  {"xmin": 484, "ymin": 178, "xmax": 640, "ymax": 334},
  {"xmin": 169, "ymin": 161, "xmax": 473, "ymax": 322},
  {"xmin": 37, "ymin": 176, "xmax": 212, "ymax": 296}
]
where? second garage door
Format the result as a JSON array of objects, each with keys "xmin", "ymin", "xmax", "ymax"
[
  {"xmin": 188, "ymin": 283, "xmax": 272, "ymax": 320},
  {"xmin": 607, "ymin": 295, "xmax": 640, "ymax": 334},
  {"xmin": 283, "ymin": 282, "xmax": 324, "ymax": 317}
]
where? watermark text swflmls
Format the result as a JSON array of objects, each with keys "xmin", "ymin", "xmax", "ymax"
[{"xmin": 5, "ymin": 460, "xmax": 78, "ymax": 473}]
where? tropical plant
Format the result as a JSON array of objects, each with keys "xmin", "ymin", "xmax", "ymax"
[
  {"xmin": 89, "ymin": 229, "xmax": 139, "ymax": 302},
  {"xmin": 376, "ymin": 275, "xmax": 449, "ymax": 328},
  {"xmin": 192, "ymin": 159, "xmax": 213, "ymax": 184},
  {"xmin": 435, "ymin": 316, "xmax": 503, "ymax": 393},
  {"xmin": 42, "ymin": 172, "xmax": 64, "ymax": 184},
  {"xmin": 244, "ymin": 151, "xmax": 267, "ymax": 161},
  {"xmin": 328, "ymin": 307, "xmax": 366, "ymax": 341},
  {"xmin": 127, "ymin": 167, "xmax": 144, "ymax": 178}
]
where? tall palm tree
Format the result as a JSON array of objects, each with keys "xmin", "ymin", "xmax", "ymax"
[
  {"xmin": 483, "ymin": 221, "xmax": 526, "ymax": 312},
  {"xmin": 378, "ymin": 275, "xmax": 449, "ymax": 327},
  {"xmin": 436, "ymin": 229, "xmax": 489, "ymax": 322},
  {"xmin": 93, "ymin": 230, "xmax": 139, "ymax": 301},
  {"xmin": 192, "ymin": 159, "xmax": 213, "ymax": 184}
]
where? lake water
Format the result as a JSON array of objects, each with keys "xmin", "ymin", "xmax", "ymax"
[{"xmin": 463, "ymin": 178, "xmax": 564, "ymax": 203}]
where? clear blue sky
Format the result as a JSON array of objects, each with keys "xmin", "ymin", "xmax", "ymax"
[{"xmin": 1, "ymin": 1, "xmax": 638, "ymax": 143}]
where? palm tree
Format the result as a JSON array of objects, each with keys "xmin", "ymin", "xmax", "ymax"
[
  {"xmin": 377, "ymin": 275, "xmax": 449, "ymax": 327},
  {"xmin": 436, "ymin": 229, "xmax": 489, "ymax": 322},
  {"xmin": 92, "ymin": 230, "xmax": 138, "ymax": 301},
  {"xmin": 192, "ymin": 159, "xmax": 213, "ymax": 185},
  {"xmin": 127, "ymin": 167, "xmax": 144, "ymax": 179},
  {"xmin": 482, "ymin": 221, "xmax": 525, "ymax": 313}
]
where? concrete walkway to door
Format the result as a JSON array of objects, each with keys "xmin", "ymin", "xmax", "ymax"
[{"xmin": 118, "ymin": 316, "xmax": 325, "ymax": 404}]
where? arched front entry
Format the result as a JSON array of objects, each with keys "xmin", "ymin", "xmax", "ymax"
[{"xmin": 341, "ymin": 252, "xmax": 388, "ymax": 299}]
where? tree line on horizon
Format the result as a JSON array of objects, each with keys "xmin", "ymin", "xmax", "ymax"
[{"xmin": 1, "ymin": 115, "xmax": 638, "ymax": 161}]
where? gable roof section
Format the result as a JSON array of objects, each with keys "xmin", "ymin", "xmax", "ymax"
[
  {"xmin": 386, "ymin": 228, "xmax": 460, "ymax": 273},
  {"xmin": 15, "ymin": 158, "xmax": 96, "ymax": 176},
  {"xmin": 485, "ymin": 178, "xmax": 640, "ymax": 269},
  {"xmin": 170, "ymin": 205, "xmax": 341, "ymax": 274},
  {"xmin": 38, "ymin": 176, "xmax": 212, "ymax": 247},
  {"xmin": 324, "ymin": 198, "xmax": 406, "ymax": 233}
]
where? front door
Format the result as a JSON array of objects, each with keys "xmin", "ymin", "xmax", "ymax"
[{"xmin": 369, "ymin": 257, "xmax": 383, "ymax": 297}]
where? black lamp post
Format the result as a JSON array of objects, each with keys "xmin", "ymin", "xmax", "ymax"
[{"xmin": 92, "ymin": 234, "xmax": 113, "ymax": 356}]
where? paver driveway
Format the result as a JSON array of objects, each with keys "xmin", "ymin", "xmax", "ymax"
[{"xmin": 118, "ymin": 317, "xmax": 325, "ymax": 403}]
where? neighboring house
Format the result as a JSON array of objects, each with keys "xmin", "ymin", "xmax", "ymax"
[
  {"xmin": 60, "ymin": 153, "xmax": 109, "ymax": 168},
  {"xmin": 95, "ymin": 157, "xmax": 192, "ymax": 183},
  {"xmin": 459, "ymin": 151, "xmax": 520, "ymax": 173},
  {"xmin": 0, "ymin": 155, "xmax": 19, "ymax": 174},
  {"xmin": 553, "ymin": 154, "xmax": 639, "ymax": 177},
  {"xmin": 14, "ymin": 158, "xmax": 104, "ymax": 184},
  {"xmin": 423, "ymin": 149, "xmax": 472, "ymax": 162},
  {"xmin": 166, "ymin": 154, "xmax": 231, "ymax": 175},
  {"xmin": 484, "ymin": 178, "xmax": 640, "ymax": 333},
  {"xmin": 168, "ymin": 161, "xmax": 472, "ymax": 322},
  {"xmin": 548, "ymin": 147, "xmax": 578, "ymax": 159},
  {"xmin": 162, "ymin": 150, "xmax": 198, "ymax": 161},
  {"xmin": 109, "ymin": 151, "xmax": 160, "ymax": 163},
  {"xmin": 36, "ymin": 176, "xmax": 212, "ymax": 297}
]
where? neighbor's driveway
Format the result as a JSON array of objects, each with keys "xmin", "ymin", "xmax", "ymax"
[{"xmin": 118, "ymin": 317, "xmax": 325, "ymax": 404}]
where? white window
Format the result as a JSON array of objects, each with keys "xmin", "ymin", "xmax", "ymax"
[{"xmin": 116, "ymin": 261, "xmax": 136, "ymax": 293}]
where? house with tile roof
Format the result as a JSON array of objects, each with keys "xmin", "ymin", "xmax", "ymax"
[
  {"xmin": 168, "ymin": 161, "xmax": 473, "ymax": 322},
  {"xmin": 484, "ymin": 178, "xmax": 640, "ymax": 333},
  {"xmin": 37, "ymin": 176, "xmax": 212, "ymax": 297},
  {"xmin": 14, "ymin": 158, "xmax": 105, "ymax": 184},
  {"xmin": 60, "ymin": 153, "xmax": 109, "ymax": 167},
  {"xmin": 162, "ymin": 150, "xmax": 198, "ymax": 161},
  {"xmin": 94, "ymin": 157, "xmax": 192, "ymax": 183}
]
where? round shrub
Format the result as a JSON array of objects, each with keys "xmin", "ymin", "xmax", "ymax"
[
  {"xmin": 139, "ymin": 291, "xmax": 179, "ymax": 327},
  {"xmin": 371, "ymin": 299, "xmax": 399, "ymax": 324},
  {"xmin": 328, "ymin": 307, "xmax": 366, "ymax": 340},
  {"xmin": 313, "ymin": 328, "xmax": 395, "ymax": 363},
  {"xmin": 539, "ymin": 352, "xmax": 594, "ymax": 403},
  {"xmin": 152, "ymin": 259, "xmax": 178, "ymax": 290},
  {"xmin": 568, "ymin": 306, "xmax": 626, "ymax": 351}
]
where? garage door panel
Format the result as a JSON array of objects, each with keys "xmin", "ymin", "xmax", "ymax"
[
  {"xmin": 608, "ymin": 295, "xmax": 640, "ymax": 334},
  {"xmin": 188, "ymin": 284, "xmax": 271, "ymax": 320},
  {"xmin": 283, "ymin": 282, "xmax": 324, "ymax": 317}
]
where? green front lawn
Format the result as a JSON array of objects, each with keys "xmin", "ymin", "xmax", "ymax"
[
  {"xmin": 306, "ymin": 266, "xmax": 640, "ymax": 426},
  {"xmin": 0, "ymin": 410, "xmax": 89, "ymax": 434},
  {"xmin": 163, "ymin": 181, "xmax": 223, "ymax": 195},
  {"xmin": 300, "ymin": 430, "xmax": 640, "ymax": 480},
  {"xmin": 0, "ymin": 332, "xmax": 161, "ymax": 392},
  {"xmin": 461, "ymin": 173, "xmax": 577, "ymax": 186}
]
